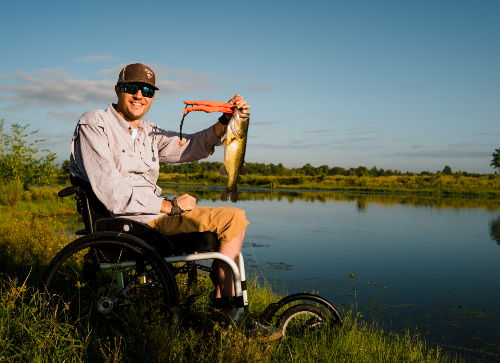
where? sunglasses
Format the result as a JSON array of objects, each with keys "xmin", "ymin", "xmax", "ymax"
[{"xmin": 119, "ymin": 83, "xmax": 155, "ymax": 98}]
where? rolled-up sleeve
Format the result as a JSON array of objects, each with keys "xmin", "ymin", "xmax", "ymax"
[
  {"xmin": 156, "ymin": 125, "xmax": 221, "ymax": 164},
  {"xmin": 76, "ymin": 123, "xmax": 164, "ymax": 215}
]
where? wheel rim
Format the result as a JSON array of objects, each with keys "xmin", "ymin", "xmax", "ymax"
[
  {"xmin": 282, "ymin": 310, "xmax": 324, "ymax": 337},
  {"xmin": 42, "ymin": 239, "xmax": 176, "ymax": 334}
]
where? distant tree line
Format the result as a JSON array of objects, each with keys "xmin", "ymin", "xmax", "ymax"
[
  {"xmin": 2, "ymin": 118, "xmax": 499, "ymax": 184},
  {"xmin": 157, "ymin": 161, "xmax": 494, "ymax": 178}
]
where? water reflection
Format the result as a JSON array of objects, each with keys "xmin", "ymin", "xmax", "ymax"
[
  {"xmin": 159, "ymin": 184, "xmax": 500, "ymax": 361},
  {"xmin": 489, "ymin": 215, "xmax": 500, "ymax": 245},
  {"xmin": 159, "ymin": 184, "xmax": 500, "ymax": 211}
]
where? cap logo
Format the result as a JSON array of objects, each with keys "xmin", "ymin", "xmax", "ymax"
[{"xmin": 145, "ymin": 69, "xmax": 153, "ymax": 79}]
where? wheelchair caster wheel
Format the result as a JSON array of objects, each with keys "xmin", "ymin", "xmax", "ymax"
[
  {"xmin": 277, "ymin": 303, "xmax": 331, "ymax": 338},
  {"xmin": 98, "ymin": 297, "xmax": 114, "ymax": 314}
]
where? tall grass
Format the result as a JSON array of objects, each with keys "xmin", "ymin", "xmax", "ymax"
[
  {"xmin": 0, "ymin": 273, "xmax": 473, "ymax": 362},
  {"xmin": 0, "ymin": 190, "xmax": 477, "ymax": 362}
]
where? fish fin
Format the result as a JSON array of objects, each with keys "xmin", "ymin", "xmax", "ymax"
[
  {"xmin": 220, "ymin": 187, "xmax": 238, "ymax": 203},
  {"xmin": 220, "ymin": 134, "xmax": 227, "ymax": 146},
  {"xmin": 218, "ymin": 163, "xmax": 228, "ymax": 177},
  {"xmin": 239, "ymin": 162, "xmax": 248, "ymax": 175}
]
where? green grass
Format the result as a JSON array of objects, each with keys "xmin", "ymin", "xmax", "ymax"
[
  {"xmin": 0, "ymin": 191, "xmax": 478, "ymax": 362},
  {"xmin": 0, "ymin": 273, "xmax": 473, "ymax": 362},
  {"xmin": 157, "ymin": 173, "xmax": 500, "ymax": 197}
]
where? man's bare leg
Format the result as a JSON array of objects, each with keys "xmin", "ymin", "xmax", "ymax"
[{"xmin": 216, "ymin": 228, "xmax": 245, "ymax": 299}]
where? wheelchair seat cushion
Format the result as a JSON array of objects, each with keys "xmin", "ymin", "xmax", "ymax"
[
  {"xmin": 94, "ymin": 218, "xmax": 218, "ymax": 259},
  {"xmin": 166, "ymin": 232, "xmax": 218, "ymax": 255}
]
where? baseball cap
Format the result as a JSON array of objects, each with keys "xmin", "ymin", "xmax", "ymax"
[{"xmin": 117, "ymin": 63, "xmax": 159, "ymax": 90}]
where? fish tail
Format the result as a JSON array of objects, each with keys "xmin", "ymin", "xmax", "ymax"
[{"xmin": 220, "ymin": 187, "xmax": 238, "ymax": 203}]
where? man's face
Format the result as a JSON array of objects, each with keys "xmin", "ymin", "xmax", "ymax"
[{"xmin": 114, "ymin": 83, "xmax": 155, "ymax": 121}]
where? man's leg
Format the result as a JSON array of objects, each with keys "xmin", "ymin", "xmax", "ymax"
[
  {"xmin": 215, "ymin": 227, "xmax": 245, "ymax": 298},
  {"xmin": 147, "ymin": 206, "xmax": 249, "ymax": 299}
]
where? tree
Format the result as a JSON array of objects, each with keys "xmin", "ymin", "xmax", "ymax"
[
  {"xmin": 491, "ymin": 148, "xmax": 500, "ymax": 172},
  {"xmin": 442, "ymin": 165, "xmax": 453, "ymax": 175},
  {"xmin": 61, "ymin": 160, "xmax": 70, "ymax": 174},
  {"xmin": 328, "ymin": 167, "xmax": 345, "ymax": 176},
  {"xmin": 357, "ymin": 166, "xmax": 368, "ymax": 177},
  {"xmin": 0, "ymin": 119, "xmax": 56, "ymax": 185}
]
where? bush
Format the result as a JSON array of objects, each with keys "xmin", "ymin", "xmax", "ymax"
[
  {"xmin": 0, "ymin": 180, "xmax": 24, "ymax": 207},
  {"xmin": 0, "ymin": 119, "xmax": 56, "ymax": 185}
]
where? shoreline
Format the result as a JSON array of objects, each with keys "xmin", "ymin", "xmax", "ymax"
[{"xmin": 158, "ymin": 180, "xmax": 500, "ymax": 199}]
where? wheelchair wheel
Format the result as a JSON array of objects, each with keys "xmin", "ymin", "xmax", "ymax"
[
  {"xmin": 277, "ymin": 304, "xmax": 332, "ymax": 338},
  {"xmin": 41, "ymin": 236, "xmax": 179, "ymax": 334}
]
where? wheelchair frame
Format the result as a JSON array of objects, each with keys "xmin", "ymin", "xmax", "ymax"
[{"xmin": 41, "ymin": 180, "xmax": 343, "ymax": 339}]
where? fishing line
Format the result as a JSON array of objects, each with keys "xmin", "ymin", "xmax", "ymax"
[{"xmin": 239, "ymin": 199, "xmax": 267, "ymax": 284}]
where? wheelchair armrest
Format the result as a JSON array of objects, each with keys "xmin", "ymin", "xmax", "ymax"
[
  {"xmin": 94, "ymin": 218, "xmax": 173, "ymax": 255},
  {"xmin": 58, "ymin": 185, "xmax": 80, "ymax": 198}
]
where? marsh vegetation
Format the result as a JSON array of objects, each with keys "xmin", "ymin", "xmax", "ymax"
[{"xmin": 0, "ymin": 185, "xmax": 478, "ymax": 362}]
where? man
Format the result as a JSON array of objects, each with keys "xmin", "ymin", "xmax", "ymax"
[{"xmin": 70, "ymin": 63, "xmax": 280, "ymax": 340}]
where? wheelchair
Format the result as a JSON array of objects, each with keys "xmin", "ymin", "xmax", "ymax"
[{"xmin": 40, "ymin": 177, "xmax": 343, "ymax": 339}]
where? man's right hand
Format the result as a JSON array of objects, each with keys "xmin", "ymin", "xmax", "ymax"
[{"xmin": 161, "ymin": 194, "xmax": 197, "ymax": 214}]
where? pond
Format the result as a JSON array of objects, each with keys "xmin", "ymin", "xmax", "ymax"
[{"xmin": 161, "ymin": 184, "xmax": 500, "ymax": 361}]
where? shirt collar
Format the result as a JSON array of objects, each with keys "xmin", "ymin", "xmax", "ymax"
[{"xmin": 107, "ymin": 103, "xmax": 147, "ymax": 133}]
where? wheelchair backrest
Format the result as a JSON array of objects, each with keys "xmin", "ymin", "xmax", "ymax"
[{"xmin": 63, "ymin": 176, "xmax": 110, "ymax": 233}]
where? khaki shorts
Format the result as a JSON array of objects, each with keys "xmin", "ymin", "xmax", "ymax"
[{"xmin": 146, "ymin": 206, "xmax": 249, "ymax": 245}]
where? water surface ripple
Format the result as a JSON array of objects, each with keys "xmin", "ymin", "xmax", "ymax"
[{"xmin": 161, "ymin": 185, "xmax": 500, "ymax": 361}]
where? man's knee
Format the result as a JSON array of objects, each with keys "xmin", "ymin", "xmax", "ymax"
[{"xmin": 218, "ymin": 206, "xmax": 247, "ymax": 222}]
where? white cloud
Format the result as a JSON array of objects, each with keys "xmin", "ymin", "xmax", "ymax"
[
  {"xmin": 96, "ymin": 63, "xmax": 217, "ymax": 83},
  {"xmin": 0, "ymin": 69, "xmax": 115, "ymax": 110},
  {"xmin": 74, "ymin": 54, "xmax": 119, "ymax": 63},
  {"xmin": 0, "ymin": 66, "xmax": 219, "ymax": 110},
  {"xmin": 96, "ymin": 64, "xmax": 218, "ymax": 96},
  {"xmin": 45, "ymin": 110, "xmax": 82, "ymax": 122},
  {"xmin": 244, "ymin": 83, "xmax": 275, "ymax": 93},
  {"xmin": 383, "ymin": 150, "xmax": 491, "ymax": 158},
  {"xmin": 95, "ymin": 64, "xmax": 126, "ymax": 77},
  {"xmin": 252, "ymin": 121, "xmax": 279, "ymax": 125}
]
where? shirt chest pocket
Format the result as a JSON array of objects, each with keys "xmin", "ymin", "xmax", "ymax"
[
  {"xmin": 113, "ymin": 149, "xmax": 140, "ymax": 175},
  {"xmin": 141, "ymin": 140, "xmax": 159, "ymax": 178}
]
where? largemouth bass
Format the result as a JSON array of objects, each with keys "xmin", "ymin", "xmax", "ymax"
[{"xmin": 218, "ymin": 108, "xmax": 250, "ymax": 202}]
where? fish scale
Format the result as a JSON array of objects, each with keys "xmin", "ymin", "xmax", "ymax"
[{"xmin": 218, "ymin": 108, "xmax": 250, "ymax": 202}]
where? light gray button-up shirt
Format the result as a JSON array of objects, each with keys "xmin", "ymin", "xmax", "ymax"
[{"xmin": 70, "ymin": 103, "xmax": 221, "ymax": 223}]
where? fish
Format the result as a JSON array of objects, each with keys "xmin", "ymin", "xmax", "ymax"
[{"xmin": 218, "ymin": 108, "xmax": 250, "ymax": 202}]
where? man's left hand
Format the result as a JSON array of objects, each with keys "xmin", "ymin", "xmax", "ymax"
[
  {"xmin": 225, "ymin": 94, "xmax": 250, "ymax": 122},
  {"xmin": 215, "ymin": 94, "xmax": 250, "ymax": 137}
]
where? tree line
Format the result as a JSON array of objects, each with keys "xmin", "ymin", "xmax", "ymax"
[
  {"xmin": 158, "ymin": 161, "xmax": 494, "ymax": 178},
  {"xmin": 1, "ymin": 119, "xmax": 500, "ymax": 185}
]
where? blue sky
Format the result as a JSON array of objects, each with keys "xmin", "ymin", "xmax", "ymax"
[{"xmin": 0, "ymin": 0, "xmax": 498, "ymax": 173}]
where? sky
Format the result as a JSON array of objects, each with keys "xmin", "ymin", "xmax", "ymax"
[{"xmin": 0, "ymin": 0, "xmax": 498, "ymax": 174}]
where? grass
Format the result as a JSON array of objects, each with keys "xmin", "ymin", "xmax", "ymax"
[
  {"xmin": 0, "ymin": 187, "xmax": 479, "ymax": 362},
  {"xmin": 157, "ymin": 173, "xmax": 500, "ymax": 197},
  {"xmin": 0, "ymin": 273, "xmax": 474, "ymax": 362}
]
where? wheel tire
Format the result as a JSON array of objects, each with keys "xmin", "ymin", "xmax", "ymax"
[
  {"xmin": 41, "ymin": 238, "xmax": 179, "ymax": 335},
  {"xmin": 277, "ymin": 304, "xmax": 332, "ymax": 338}
]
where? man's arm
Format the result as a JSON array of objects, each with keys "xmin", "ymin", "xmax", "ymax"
[
  {"xmin": 157, "ymin": 94, "xmax": 250, "ymax": 212},
  {"xmin": 155, "ymin": 125, "xmax": 221, "ymax": 164},
  {"xmin": 157, "ymin": 95, "xmax": 251, "ymax": 163}
]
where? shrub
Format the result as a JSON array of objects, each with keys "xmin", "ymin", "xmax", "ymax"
[{"xmin": 0, "ymin": 119, "xmax": 56, "ymax": 185}]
